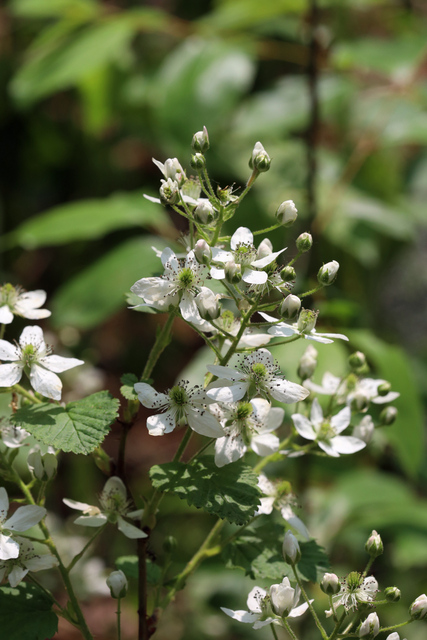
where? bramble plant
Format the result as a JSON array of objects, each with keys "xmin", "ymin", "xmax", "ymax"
[{"xmin": 0, "ymin": 132, "xmax": 422, "ymax": 640}]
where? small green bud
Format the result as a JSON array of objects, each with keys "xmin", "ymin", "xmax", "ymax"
[
  {"xmin": 351, "ymin": 391, "xmax": 370, "ymax": 412},
  {"xmin": 410, "ymin": 594, "xmax": 427, "ymax": 620},
  {"xmin": 195, "ymin": 288, "xmax": 221, "ymax": 321},
  {"xmin": 163, "ymin": 536, "xmax": 178, "ymax": 553},
  {"xmin": 276, "ymin": 200, "xmax": 298, "ymax": 226},
  {"xmin": 280, "ymin": 294, "xmax": 301, "ymax": 321},
  {"xmin": 365, "ymin": 530, "xmax": 383, "ymax": 558},
  {"xmin": 191, "ymin": 126, "xmax": 209, "ymax": 153},
  {"xmin": 359, "ymin": 612, "xmax": 380, "ymax": 637},
  {"xmin": 256, "ymin": 238, "xmax": 273, "ymax": 260},
  {"xmin": 249, "ymin": 141, "xmax": 271, "ymax": 172},
  {"xmin": 194, "ymin": 201, "xmax": 215, "ymax": 224},
  {"xmin": 377, "ymin": 381, "xmax": 391, "ymax": 396},
  {"xmin": 190, "ymin": 153, "xmax": 206, "ymax": 170},
  {"xmin": 224, "ymin": 261, "xmax": 242, "ymax": 284},
  {"xmin": 321, "ymin": 573, "xmax": 341, "ymax": 595},
  {"xmin": 298, "ymin": 344, "xmax": 318, "ymax": 380},
  {"xmin": 280, "ymin": 266, "xmax": 296, "ymax": 282},
  {"xmin": 349, "ymin": 351, "xmax": 366, "ymax": 370},
  {"xmin": 317, "ymin": 260, "xmax": 339, "ymax": 286},
  {"xmin": 380, "ymin": 406, "xmax": 398, "ymax": 426},
  {"xmin": 194, "ymin": 239, "xmax": 212, "ymax": 265},
  {"xmin": 384, "ymin": 586, "xmax": 401, "ymax": 602},
  {"xmin": 296, "ymin": 232, "xmax": 312, "ymax": 252},
  {"xmin": 282, "ymin": 530, "xmax": 301, "ymax": 565},
  {"xmin": 107, "ymin": 570, "xmax": 128, "ymax": 599}
]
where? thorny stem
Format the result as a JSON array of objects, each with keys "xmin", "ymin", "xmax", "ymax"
[
  {"xmin": 328, "ymin": 610, "xmax": 347, "ymax": 640},
  {"xmin": 282, "ymin": 619, "xmax": 300, "ymax": 640},
  {"xmin": 299, "ymin": 284, "xmax": 323, "ymax": 299},
  {"xmin": 292, "ymin": 565, "xmax": 328, "ymax": 640},
  {"xmin": 67, "ymin": 525, "xmax": 106, "ymax": 572},
  {"xmin": 252, "ymin": 223, "xmax": 282, "ymax": 236}
]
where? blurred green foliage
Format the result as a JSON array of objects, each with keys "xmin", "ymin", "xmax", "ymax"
[{"xmin": 1, "ymin": 0, "xmax": 427, "ymax": 638}]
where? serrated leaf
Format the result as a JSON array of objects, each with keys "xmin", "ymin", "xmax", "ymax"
[
  {"xmin": 149, "ymin": 457, "xmax": 261, "ymax": 525},
  {"xmin": 11, "ymin": 391, "xmax": 119, "ymax": 454},
  {"xmin": 222, "ymin": 523, "xmax": 329, "ymax": 582},
  {"xmin": 116, "ymin": 555, "xmax": 162, "ymax": 584},
  {"xmin": 0, "ymin": 582, "xmax": 58, "ymax": 640},
  {"xmin": 120, "ymin": 373, "xmax": 139, "ymax": 401}
]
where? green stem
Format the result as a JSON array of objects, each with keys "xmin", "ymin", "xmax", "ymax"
[
  {"xmin": 117, "ymin": 597, "xmax": 122, "ymax": 640},
  {"xmin": 0, "ymin": 324, "xmax": 5, "ymax": 340},
  {"xmin": 271, "ymin": 623, "xmax": 280, "ymax": 640},
  {"xmin": 379, "ymin": 620, "xmax": 411, "ymax": 634},
  {"xmin": 286, "ymin": 252, "xmax": 303, "ymax": 268},
  {"xmin": 361, "ymin": 556, "xmax": 375, "ymax": 578},
  {"xmin": 328, "ymin": 610, "xmax": 347, "ymax": 640},
  {"xmin": 299, "ymin": 284, "xmax": 323, "ymax": 299},
  {"xmin": 282, "ymin": 619, "xmax": 300, "ymax": 640},
  {"xmin": 141, "ymin": 312, "xmax": 176, "ymax": 381},
  {"xmin": 252, "ymin": 224, "xmax": 282, "ymax": 236},
  {"xmin": 67, "ymin": 525, "xmax": 106, "ymax": 572},
  {"xmin": 202, "ymin": 167, "xmax": 217, "ymax": 201},
  {"xmin": 210, "ymin": 206, "xmax": 224, "ymax": 246},
  {"xmin": 12, "ymin": 384, "xmax": 43, "ymax": 404},
  {"xmin": 291, "ymin": 565, "xmax": 328, "ymax": 640}
]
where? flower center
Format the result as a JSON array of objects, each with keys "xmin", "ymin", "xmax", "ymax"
[
  {"xmin": 234, "ymin": 243, "xmax": 256, "ymax": 265},
  {"xmin": 169, "ymin": 385, "xmax": 188, "ymax": 407},
  {"xmin": 21, "ymin": 344, "xmax": 38, "ymax": 366},
  {"xmin": 0, "ymin": 283, "xmax": 18, "ymax": 308},
  {"xmin": 178, "ymin": 267, "xmax": 195, "ymax": 289},
  {"xmin": 346, "ymin": 571, "xmax": 362, "ymax": 592},
  {"xmin": 317, "ymin": 420, "xmax": 336, "ymax": 441},
  {"xmin": 236, "ymin": 402, "xmax": 253, "ymax": 421},
  {"xmin": 251, "ymin": 363, "xmax": 267, "ymax": 379}
]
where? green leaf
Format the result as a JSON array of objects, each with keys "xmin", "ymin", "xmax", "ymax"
[
  {"xmin": 11, "ymin": 391, "xmax": 119, "ymax": 454},
  {"xmin": 51, "ymin": 236, "xmax": 170, "ymax": 329},
  {"xmin": 297, "ymin": 540, "xmax": 330, "ymax": 582},
  {"xmin": 120, "ymin": 373, "xmax": 139, "ymax": 401},
  {"xmin": 10, "ymin": 0, "xmax": 98, "ymax": 19},
  {"xmin": 116, "ymin": 555, "xmax": 162, "ymax": 584},
  {"xmin": 5, "ymin": 191, "xmax": 171, "ymax": 250},
  {"xmin": 0, "ymin": 582, "xmax": 58, "ymax": 640},
  {"xmin": 149, "ymin": 457, "xmax": 261, "ymax": 525}
]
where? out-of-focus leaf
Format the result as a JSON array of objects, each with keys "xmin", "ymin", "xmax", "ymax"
[
  {"xmin": 332, "ymin": 36, "xmax": 426, "ymax": 76},
  {"xmin": 393, "ymin": 533, "xmax": 427, "ymax": 570},
  {"xmin": 4, "ymin": 191, "xmax": 171, "ymax": 250},
  {"xmin": 346, "ymin": 330, "xmax": 424, "ymax": 477},
  {"xmin": 197, "ymin": 0, "xmax": 306, "ymax": 32},
  {"xmin": 116, "ymin": 555, "xmax": 162, "ymax": 584},
  {"xmin": 51, "ymin": 236, "xmax": 169, "ymax": 329},
  {"xmin": 10, "ymin": 0, "xmax": 98, "ymax": 19}
]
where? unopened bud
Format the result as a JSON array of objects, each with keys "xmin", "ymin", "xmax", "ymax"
[
  {"xmin": 349, "ymin": 351, "xmax": 366, "ymax": 370},
  {"xmin": 353, "ymin": 416, "xmax": 375, "ymax": 443},
  {"xmin": 27, "ymin": 448, "xmax": 57, "ymax": 482},
  {"xmin": 191, "ymin": 126, "xmax": 209, "ymax": 153},
  {"xmin": 318, "ymin": 260, "xmax": 339, "ymax": 286},
  {"xmin": 365, "ymin": 530, "xmax": 383, "ymax": 558},
  {"xmin": 384, "ymin": 586, "xmax": 401, "ymax": 602},
  {"xmin": 194, "ymin": 239, "xmax": 212, "ymax": 265},
  {"xmin": 296, "ymin": 232, "xmax": 312, "ymax": 252},
  {"xmin": 276, "ymin": 200, "xmax": 298, "ymax": 227},
  {"xmin": 163, "ymin": 536, "xmax": 178, "ymax": 553},
  {"xmin": 190, "ymin": 153, "xmax": 206, "ymax": 170},
  {"xmin": 297, "ymin": 309, "xmax": 318, "ymax": 333},
  {"xmin": 377, "ymin": 382, "xmax": 391, "ymax": 396},
  {"xmin": 410, "ymin": 594, "xmax": 427, "ymax": 620},
  {"xmin": 380, "ymin": 406, "xmax": 398, "ymax": 426},
  {"xmin": 107, "ymin": 570, "xmax": 128, "ymax": 599},
  {"xmin": 270, "ymin": 582, "xmax": 294, "ymax": 617},
  {"xmin": 195, "ymin": 288, "xmax": 221, "ymax": 321},
  {"xmin": 359, "ymin": 612, "xmax": 380, "ymax": 637},
  {"xmin": 224, "ymin": 261, "xmax": 242, "ymax": 284},
  {"xmin": 298, "ymin": 344, "xmax": 318, "ymax": 380},
  {"xmin": 194, "ymin": 201, "xmax": 215, "ymax": 224},
  {"xmin": 159, "ymin": 178, "xmax": 180, "ymax": 205},
  {"xmin": 280, "ymin": 266, "xmax": 296, "ymax": 282},
  {"xmin": 321, "ymin": 573, "xmax": 341, "ymax": 595},
  {"xmin": 351, "ymin": 391, "xmax": 370, "ymax": 413},
  {"xmin": 280, "ymin": 294, "xmax": 301, "ymax": 321},
  {"xmin": 249, "ymin": 141, "xmax": 271, "ymax": 172},
  {"xmin": 282, "ymin": 530, "xmax": 301, "ymax": 565},
  {"xmin": 257, "ymin": 238, "xmax": 273, "ymax": 260}
]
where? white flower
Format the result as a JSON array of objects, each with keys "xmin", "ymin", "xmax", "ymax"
[
  {"xmin": 0, "ymin": 536, "xmax": 58, "ymax": 587},
  {"xmin": 211, "ymin": 398, "xmax": 283, "ymax": 467},
  {"xmin": 333, "ymin": 572, "xmax": 378, "ymax": 612},
  {"xmin": 134, "ymin": 381, "xmax": 224, "ymax": 438},
  {"xmin": 0, "ymin": 487, "xmax": 46, "ymax": 560},
  {"xmin": 292, "ymin": 398, "xmax": 366, "ymax": 457},
  {"xmin": 27, "ymin": 447, "xmax": 57, "ymax": 481},
  {"xmin": 0, "ymin": 285, "xmax": 51, "ymax": 324},
  {"xmin": 0, "ymin": 422, "xmax": 29, "ymax": 448},
  {"xmin": 256, "ymin": 474, "xmax": 310, "ymax": 539},
  {"xmin": 260, "ymin": 310, "xmax": 349, "ymax": 345},
  {"xmin": 197, "ymin": 311, "xmax": 272, "ymax": 349},
  {"xmin": 347, "ymin": 378, "xmax": 400, "ymax": 407},
  {"xmin": 152, "ymin": 157, "xmax": 186, "ymax": 185},
  {"xmin": 63, "ymin": 476, "xmax": 146, "ymax": 539},
  {"xmin": 270, "ymin": 577, "xmax": 311, "ymax": 618},
  {"xmin": 206, "ymin": 348, "xmax": 309, "ymax": 404},
  {"xmin": 0, "ymin": 325, "xmax": 84, "ymax": 400},
  {"xmin": 130, "ymin": 248, "xmax": 209, "ymax": 326},
  {"xmin": 304, "ymin": 372, "xmax": 344, "ymax": 396},
  {"xmin": 210, "ymin": 227, "xmax": 286, "ymax": 285},
  {"xmin": 359, "ymin": 612, "xmax": 380, "ymax": 637}
]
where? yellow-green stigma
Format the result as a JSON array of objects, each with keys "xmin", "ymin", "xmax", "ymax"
[
  {"xmin": 178, "ymin": 268, "xmax": 195, "ymax": 288},
  {"xmin": 169, "ymin": 385, "xmax": 188, "ymax": 406},
  {"xmin": 346, "ymin": 571, "xmax": 362, "ymax": 592},
  {"xmin": 317, "ymin": 420, "xmax": 335, "ymax": 441},
  {"xmin": 21, "ymin": 344, "xmax": 37, "ymax": 366},
  {"xmin": 236, "ymin": 402, "xmax": 253, "ymax": 421},
  {"xmin": 251, "ymin": 363, "xmax": 267, "ymax": 378}
]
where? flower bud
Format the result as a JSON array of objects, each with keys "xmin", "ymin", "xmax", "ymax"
[
  {"xmin": 321, "ymin": 573, "xmax": 341, "ymax": 595},
  {"xmin": 159, "ymin": 178, "xmax": 180, "ymax": 205},
  {"xmin": 249, "ymin": 142, "xmax": 271, "ymax": 172},
  {"xmin": 282, "ymin": 530, "xmax": 301, "ymax": 565},
  {"xmin": 317, "ymin": 260, "xmax": 339, "ymax": 286},
  {"xmin": 351, "ymin": 391, "xmax": 370, "ymax": 413},
  {"xmin": 107, "ymin": 570, "xmax": 128, "ymax": 599},
  {"xmin": 297, "ymin": 309, "xmax": 318, "ymax": 333},
  {"xmin": 27, "ymin": 448, "xmax": 57, "ymax": 482},
  {"xmin": 194, "ymin": 201, "xmax": 215, "ymax": 225},
  {"xmin": 384, "ymin": 586, "xmax": 401, "ymax": 602},
  {"xmin": 270, "ymin": 581, "xmax": 295, "ymax": 617},
  {"xmin": 298, "ymin": 344, "xmax": 318, "ymax": 380},
  {"xmin": 349, "ymin": 351, "xmax": 367, "ymax": 370},
  {"xmin": 194, "ymin": 239, "xmax": 212, "ymax": 265},
  {"xmin": 377, "ymin": 381, "xmax": 391, "ymax": 396},
  {"xmin": 410, "ymin": 594, "xmax": 427, "ymax": 620},
  {"xmin": 380, "ymin": 406, "xmax": 398, "ymax": 426},
  {"xmin": 296, "ymin": 232, "xmax": 312, "ymax": 252},
  {"xmin": 191, "ymin": 126, "xmax": 209, "ymax": 153},
  {"xmin": 163, "ymin": 535, "xmax": 178, "ymax": 553},
  {"xmin": 280, "ymin": 266, "xmax": 296, "ymax": 282},
  {"xmin": 162, "ymin": 158, "xmax": 185, "ymax": 185},
  {"xmin": 256, "ymin": 238, "xmax": 273, "ymax": 260},
  {"xmin": 195, "ymin": 288, "xmax": 221, "ymax": 321},
  {"xmin": 190, "ymin": 153, "xmax": 206, "ymax": 170},
  {"xmin": 280, "ymin": 294, "xmax": 301, "ymax": 321},
  {"xmin": 365, "ymin": 530, "xmax": 383, "ymax": 558},
  {"xmin": 359, "ymin": 612, "xmax": 380, "ymax": 637},
  {"xmin": 353, "ymin": 416, "xmax": 374, "ymax": 444},
  {"xmin": 224, "ymin": 261, "xmax": 242, "ymax": 284},
  {"xmin": 385, "ymin": 634, "xmax": 402, "ymax": 640},
  {"xmin": 276, "ymin": 200, "xmax": 297, "ymax": 227}
]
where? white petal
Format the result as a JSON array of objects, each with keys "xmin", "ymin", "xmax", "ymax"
[
  {"xmin": 372, "ymin": 392, "xmax": 400, "ymax": 404},
  {"xmin": 74, "ymin": 514, "xmax": 108, "ymax": 527},
  {"xmin": 63, "ymin": 498, "xmax": 93, "ymax": 512},
  {"xmin": 256, "ymin": 496, "xmax": 275, "ymax": 515},
  {"xmin": 117, "ymin": 516, "xmax": 147, "ymax": 539},
  {"xmin": 305, "ymin": 334, "xmax": 334, "ymax": 344},
  {"xmin": 253, "ymin": 618, "xmax": 275, "ymax": 629},
  {"xmin": 16, "ymin": 289, "xmax": 46, "ymax": 309},
  {"xmin": 249, "ymin": 398, "xmax": 271, "ymax": 424},
  {"xmin": 0, "ymin": 488, "xmax": 8, "ymax": 519},
  {"xmin": 318, "ymin": 440, "xmax": 340, "ymax": 457},
  {"xmin": 242, "ymin": 268, "xmax": 268, "ymax": 284},
  {"xmin": 187, "ymin": 407, "xmax": 224, "ymax": 437},
  {"xmin": 331, "ymin": 406, "xmax": 351, "ymax": 434},
  {"xmin": 147, "ymin": 411, "xmax": 176, "ymax": 435},
  {"xmin": 134, "ymin": 383, "xmax": 169, "ymax": 409},
  {"xmin": 310, "ymin": 398, "xmax": 324, "ymax": 425},
  {"xmin": 231, "ymin": 227, "xmax": 253, "ymax": 250},
  {"xmin": 292, "ymin": 414, "xmax": 316, "ymax": 440},
  {"xmin": 19, "ymin": 326, "xmax": 45, "ymax": 350},
  {"xmin": 215, "ymin": 435, "xmax": 246, "ymax": 467},
  {"xmin": 152, "ymin": 158, "xmax": 166, "ymax": 176},
  {"xmin": 330, "ymin": 436, "xmax": 366, "ymax": 454},
  {"xmin": 247, "ymin": 586, "xmax": 268, "ymax": 613},
  {"xmin": 0, "ymin": 363, "xmax": 23, "ymax": 387},
  {"xmin": 5, "ymin": 505, "xmax": 46, "ymax": 531},
  {"xmin": 269, "ymin": 380, "xmax": 309, "ymax": 404},
  {"xmin": 314, "ymin": 331, "xmax": 348, "ymax": 342},
  {"xmin": 24, "ymin": 553, "xmax": 59, "ymax": 572},
  {"xmin": 251, "ymin": 433, "xmax": 279, "ymax": 456},
  {"xmin": 160, "ymin": 247, "xmax": 179, "ymax": 270},
  {"xmin": 29, "ymin": 364, "xmax": 62, "ymax": 400},
  {"xmin": 8, "ymin": 566, "xmax": 28, "ymax": 587},
  {"xmin": 251, "ymin": 248, "xmax": 286, "ymax": 268},
  {"xmin": 0, "ymin": 534, "xmax": 19, "ymax": 560},
  {"xmin": 288, "ymin": 601, "xmax": 311, "ymax": 617},
  {"xmin": 126, "ymin": 509, "xmax": 144, "ymax": 519},
  {"xmin": 211, "ymin": 248, "xmax": 233, "ymax": 263},
  {"xmin": 0, "ymin": 306, "xmax": 13, "ymax": 324},
  {"xmin": 210, "ymin": 267, "xmax": 226, "ymax": 280},
  {"xmin": 143, "ymin": 194, "xmax": 161, "ymax": 204},
  {"xmin": 0, "ymin": 340, "xmax": 20, "ymax": 361},
  {"xmin": 206, "ymin": 382, "xmax": 248, "ymax": 403},
  {"xmin": 103, "ymin": 476, "xmax": 127, "ymax": 500},
  {"xmin": 268, "ymin": 324, "xmax": 297, "ymax": 337},
  {"xmin": 238, "ymin": 332, "xmax": 271, "ymax": 347},
  {"xmin": 39, "ymin": 355, "xmax": 84, "ymax": 373},
  {"xmin": 179, "ymin": 293, "xmax": 201, "ymax": 324},
  {"xmin": 257, "ymin": 474, "xmax": 276, "ymax": 496},
  {"xmin": 206, "ymin": 365, "xmax": 242, "ymax": 381},
  {"xmin": 220, "ymin": 607, "xmax": 259, "ymax": 624},
  {"xmin": 281, "ymin": 508, "xmax": 310, "ymax": 539}
]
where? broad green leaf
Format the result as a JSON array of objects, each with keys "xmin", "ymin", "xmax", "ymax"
[
  {"xmin": 120, "ymin": 373, "xmax": 139, "ymax": 401},
  {"xmin": 333, "ymin": 37, "xmax": 426, "ymax": 76},
  {"xmin": 51, "ymin": 236, "xmax": 170, "ymax": 329},
  {"xmin": 116, "ymin": 555, "xmax": 162, "ymax": 584},
  {"xmin": 4, "ymin": 191, "xmax": 171, "ymax": 250},
  {"xmin": 10, "ymin": 0, "xmax": 98, "ymax": 19},
  {"xmin": 11, "ymin": 391, "xmax": 119, "ymax": 454},
  {"xmin": 0, "ymin": 583, "xmax": 58, "ymax": 640},
  {"xmin": 149, "ymin": 457, "xmax": 261, "ymax": 525},
  {"xmin": 346, "ymin": 330, "xmax": 424, "ymax": 476}
]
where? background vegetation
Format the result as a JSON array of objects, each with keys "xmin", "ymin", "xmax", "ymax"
[{"xmin": 1, "ymin": 0, "xmax": 426, "ymax": 638}]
